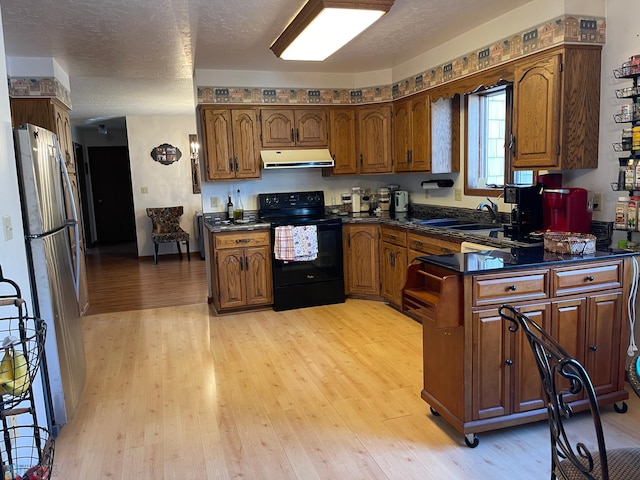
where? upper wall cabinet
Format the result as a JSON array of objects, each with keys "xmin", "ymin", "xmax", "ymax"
[
  {"xmin": 329, "ymin": 107, "xmax": 358, "ymax": 175},
  {"xmin": 357, "ymin": 104, "xmax": 393, "ymax": 174},
  {"xmin": 260, "ymin": 108, "xmax": 328, "ymax": 148},
  {"xmin": 430, "ymin": 94, "xmax": 460, "ymax": 174},
  {"xmin": 198, "ymin": 107, "xmax": 261, "ymax": 181},
  {"xmin": 393, "ymin": 94, "xmax": 431, "ymax": 173},
  {"xmin": 512, "ymin": 46, "xmax": 601, "ymax": 170}
]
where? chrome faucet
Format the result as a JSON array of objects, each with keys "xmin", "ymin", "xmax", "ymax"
[{"xmin": 477, "ymin": 197, "xmax": 499, "ymax": 223}]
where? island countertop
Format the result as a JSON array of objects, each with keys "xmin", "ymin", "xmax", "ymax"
[{"xmin": 415, "ymin": 246, "xmax": 637, "ymax": 274}]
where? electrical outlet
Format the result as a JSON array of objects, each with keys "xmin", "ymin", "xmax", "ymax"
[
  {"xmin": 424, "ymin": 190, "xmax": 430, "ymax": 199},
  {"xmin": 454, "ymin": 189, "xmax": 462, "ymax": 201},
  {"xmin": 210, "ymin": 197, "xmax": 218, "ymax": 208},
  {"xmin": 2, "ymin": 215, "xmax": 13, "ymax": 241},
  {"xmin": 140, "ymin": 186, "xmax": 149, "ymax": 194},
  {"xmin": 592, "ymin": 193, "xmax": 602, "ymax": 212}
]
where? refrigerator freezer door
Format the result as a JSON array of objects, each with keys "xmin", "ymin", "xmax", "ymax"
[
  {"xmin": 28, "ymin": 228, "xmax": 86, "ymax": 429},
  {"xmin": 15, "ymin": 125, "xmax": 68, "ymax": 236}
]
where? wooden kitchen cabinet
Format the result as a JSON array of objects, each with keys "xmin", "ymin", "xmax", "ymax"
[
  {"xmin": 404, "ymin": 255, "xmax": 633, "ymax": 447},
  {"xmin": 380, "ymin": 226, "xmax": 407, "ymax": 307},
  {"xmin": 210, "ymin": 230, "xmax": 272, "ymax": 313},
  {"xmin": 328, "ymin": 107, "xmax": 357, "ymax": 175},
  {"xmin": 260, "ymin": 108, "xmax": 328, "ymax": 148},
  {"xmin": 10, "ymin": 97, "xmax": 89, "ymax": 315},
  {"xmin": 512, "ymin": 45, "xmax": 601, "ymax": 170},
  {"xmin": 343, "ymin": 224, "xmax": 380, "ymax": 296},
  {"xmin": 198, "ymin": 107, "xmax": 261, "ymax": 181},
  {"xmin": 407, "ymin": 230, "xmax": 461, "ymax": 262},
  {"xmin": 393, "ymin": 94, "xmax": 431, "ymax": 172},
  {"xmin": 357, "ymin": 105, "xmax": 392, "ymax": 174}
]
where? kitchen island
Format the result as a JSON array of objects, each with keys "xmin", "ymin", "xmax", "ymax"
[{"xmin": 403, "ymin": 247, "xmax": 638, "ymax": 447}]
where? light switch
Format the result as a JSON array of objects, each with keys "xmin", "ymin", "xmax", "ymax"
[{"xmin": 2, "ymin": 215, "xmax": 13, "ymax": 241}]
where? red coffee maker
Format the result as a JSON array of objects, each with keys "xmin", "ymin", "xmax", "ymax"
[{"xmin": 542, "ymin": 187, "xmax": 592, "ymax": 233}]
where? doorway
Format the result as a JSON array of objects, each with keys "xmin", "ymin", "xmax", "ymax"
[{"xmin": 88, "ymin": 146, "xmax": 137, "ymax": 247}]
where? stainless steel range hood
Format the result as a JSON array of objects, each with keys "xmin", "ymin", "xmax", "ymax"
[{"xmin": 261, "ymin": 149, "xmax": 334, "ymax": 169}]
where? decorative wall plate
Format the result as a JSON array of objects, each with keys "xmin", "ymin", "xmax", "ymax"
[{"xmin": 151, "ymin": 143, "xmax": 182, "ymax": 165}]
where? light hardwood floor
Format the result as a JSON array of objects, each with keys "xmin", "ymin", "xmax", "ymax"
[{"xmin": 52, "ymin": 252, "xmax": 640, "ymax": 479}]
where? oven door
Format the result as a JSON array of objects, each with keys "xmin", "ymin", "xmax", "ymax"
[{"xmin": 269, "ymin": 217, "xmax": 345, "ymax": 310}]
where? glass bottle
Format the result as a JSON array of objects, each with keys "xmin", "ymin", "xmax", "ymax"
[
  {"xmin": 234, "ymin": 189, "xmax": 244, "ymax": 220},
  {"xmin": 227, "ymin": 195, "xmax": 233, "ymax": 220}
]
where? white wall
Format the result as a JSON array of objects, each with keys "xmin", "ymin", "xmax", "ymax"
[
  {"xmin": 0, "ymin": 8, "xmax": 31, "ymax": 302},
  {"xmin": 125, "ymin": 115, "xmax": 201, "ymax": 257}
]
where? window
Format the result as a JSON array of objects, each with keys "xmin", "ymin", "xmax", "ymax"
[
  {"xmin": 464, "ymin": 85, "xmax": 535, "ymax": 197},
  {"xmin": 465, "ymin": 86, "xmax": 510, "ymax": 195}
]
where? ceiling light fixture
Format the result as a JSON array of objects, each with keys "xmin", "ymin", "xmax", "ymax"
[{"xmin": 270, "ymin": 0, "xmax": 394, "ymax": 62}]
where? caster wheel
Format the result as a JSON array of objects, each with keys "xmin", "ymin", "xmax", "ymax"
[
  {"xmin": 464, "ymin": 433, "xmax": 479, "ymax": 448},
  {"xmin": 430, "ymin": 406, "xmax": 440, "ymax": 416},
  {"xmin": 614, "ymin": 401, "xmax": 628, "ymax": 414}
]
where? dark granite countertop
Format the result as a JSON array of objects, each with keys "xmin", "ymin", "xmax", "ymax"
[{"xmin": 415, "ymin": 247, "xmax": 636, "ymax": 274}]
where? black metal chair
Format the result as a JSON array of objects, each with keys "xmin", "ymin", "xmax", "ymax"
[{"xmin": 499, "ymin": 304, "xmax": 640, "ymax": 480}]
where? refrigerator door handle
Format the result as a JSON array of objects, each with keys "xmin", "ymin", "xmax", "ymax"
[{"xmin": 55, "ymin": 137, "xmax": 80, "ymax": 299}]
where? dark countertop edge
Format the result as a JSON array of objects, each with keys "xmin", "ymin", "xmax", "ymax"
[
  {"xmin": 415, "ymin": 248, "xmax": 637, "ymax": 275},
  {"xmin": 203, "ymin": 215, "xmax": 544, "ymax": 249}
]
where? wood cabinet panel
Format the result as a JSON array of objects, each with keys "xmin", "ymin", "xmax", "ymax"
[
  {"xmin": 199, "ymin": 107, "xmax": 261, "ymax": 180},
  {"xmin": 343, "ymin": 224, "xmax": 380, "ymax": 296},
  {"xmin": 328, "ymin": 108, "xmax": 357, "ymax": 175},
  {"xmin": 551, "ymin": 261, "xmax": 621, "ymax": 297},
  {"xmin": 211, "ymin": 230, "xmax": 272, "ymax": 312},
  {"xmin": 261, "ymin": 108, "xmax": 327, "ymax": 148},
  {"xmin": 357, "ymin": 105, "xmax": 392, "ymax": 173},
  {"xmin": 472, "ymin": 270, "xmax": 548, "ymax": 306},
  {"xmin": 407, "ymin": 231, "xmax": 461, "ymax": 259}
]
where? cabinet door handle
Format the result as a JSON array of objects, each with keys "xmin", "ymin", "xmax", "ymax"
[
  {"xmin": 296, "ymin": 128, "xmax": 300, "ymax": 142},
  {"xmin": 229, "ymin": 158, "xmax": 234, "ymax": 172},
  {"xmin": 413, "ymin": 240, "xmax": 423, "ymax": 246},
  {"xmin": 590, "ymin": 345, "xmax": 597, "ymax": 352},
  {"xmin": 234, "ymin": 157, "xmax": 238, "ymax": 172},
  {"xmin": 389, "ymin": 234, "xmax": 396, "ymax": 240},
  {"xmin": 505, "ymin": 359, "xmax": 513, "ymax": 366},
  {"xmin": 440, "ymin": 247, "xmax": 452, "ymax": 253},
  {"xmin": 409, "ymin": 149, "xmax": 413, "ymax": 164},
  {"xmin": 510, "ymin": 134, "xmax": 516, "ymax": 157},
  {"xmin": 507, "ymin": 285, "xmax": 517, "ymax": 291},
  {"xmin": 235, "ymin": 238, "xmax": 250, "ymax": 243},
  {"xmin": 585, "ymin": 275, "xmax": 595, "ymax": 282},
  {"xmin": 239, "ymin": 257, "xmax": 244, "ymax": 271},
  {"xmin": 245, "ymin": 256, "xmax": 249, "ymax": 270},
  {"xmin": 360, "ymin": 153, "xmax": 363, "ymax": 167}
]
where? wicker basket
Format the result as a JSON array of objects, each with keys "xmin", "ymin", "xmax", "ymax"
[{"xmin": 543, "ymin": 232, "xmax": 597, "ymax": 255}]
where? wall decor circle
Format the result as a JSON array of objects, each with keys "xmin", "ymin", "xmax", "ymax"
[{"xmin": 151, "ymin": 143, "xmax": 182, "ymax": 165}]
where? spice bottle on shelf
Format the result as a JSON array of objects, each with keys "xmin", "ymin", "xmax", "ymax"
[
  {"xmin": 625, "ymin": 159, "xmax": 635, "ymax": 190},
  {"xmin": 629, "ymin": 196, "xmax": 640, "ymax": 231},
  {"xmin": 615, "ymin": 196, "xmax": 628, "ymax": 229}
]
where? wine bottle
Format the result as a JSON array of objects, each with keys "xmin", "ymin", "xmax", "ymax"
[{"xmin": 227, "ymin": 195, "xmax": 233, "ymax": 220}]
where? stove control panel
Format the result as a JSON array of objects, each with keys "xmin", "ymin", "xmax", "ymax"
[{"xmin": 258, "ymin": 191, "xmax": 324, "ymax": 210}]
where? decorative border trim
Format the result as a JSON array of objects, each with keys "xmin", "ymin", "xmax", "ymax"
[
  {"xmin": 198, "ymin": 14, "xmax": 605, "ymax": 106},
  {"xmin": 7, "ymin": 77, "xmax": 73, "ymax": 109}
]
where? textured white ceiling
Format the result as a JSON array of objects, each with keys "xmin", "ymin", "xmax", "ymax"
[{"xmin": 0, "ymin": 0, "xmax": 534, "ymax": 129}]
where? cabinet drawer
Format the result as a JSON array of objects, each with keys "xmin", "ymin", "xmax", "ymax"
[
  {"xmin": 381, "ymin": 226, "xmax": 407, "ymax": 247},
  {"xmin": 408, "ymin": 232, "xmax": 461, "ymax": 256},
  {"xmin": 551, "ymin": 261, "xmax": 622, "ymax": 296},
  {"xmin": 214, "ymin": 230, "xmax": 270, "ymax": 249},
  {"xmin": 473, "ymin": 270, "xmax": 548, "ymax": 306}
]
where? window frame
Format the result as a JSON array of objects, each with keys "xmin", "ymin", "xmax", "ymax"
[{"xmin": 464, "ymin": 85, "xmax": 514, "ymax": 198}]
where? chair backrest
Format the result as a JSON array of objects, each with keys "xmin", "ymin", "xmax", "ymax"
[
  {"xmin": 499, "ymin": 304, "xmax": 609, "ymax": 480},
  {"xmin": 146, "ymin": 206, "xmax": 185, "ymax": 234}
]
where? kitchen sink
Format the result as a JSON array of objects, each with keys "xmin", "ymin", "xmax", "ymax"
[
  {"xmin": 446, "ymin": 223, "xmax": 502, "ymax": 231},
  {"xmin": 414, "ymin": 218, "xmax": 471, "ymax": 226}
]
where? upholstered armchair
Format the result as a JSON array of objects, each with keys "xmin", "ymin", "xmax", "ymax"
[{"xmin": 146, "ymin": 206, "xmax": 190, "ymax": 264}]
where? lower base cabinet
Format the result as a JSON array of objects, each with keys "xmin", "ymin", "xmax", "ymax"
[
  {"xmin": 405, "ymin": 256, "xmax": 634, "ymax": 446},
  {"xmin": 343, "ymin": 224, "xmax": 380, "ymax": 296},
  {"xmin": 210, "ymin": 230, "xmax": 272, "ymax": 312}
]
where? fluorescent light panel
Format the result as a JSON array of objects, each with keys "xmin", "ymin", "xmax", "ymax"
[{"xmin": 271, "ymin": 0, "xmax": 394, "ymax": 62}]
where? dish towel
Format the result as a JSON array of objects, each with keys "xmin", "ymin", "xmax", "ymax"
[
  {"xmin": 292, "ymin": 225, "xmax": 318, "ymax": 261},
  {"xmin": 274, "ymin": 226, "xmax": 295, "ymax": 261}
]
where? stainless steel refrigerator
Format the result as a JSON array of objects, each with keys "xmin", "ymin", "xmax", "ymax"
[{"xmin": 13, "ymin": 124, "xmax": 87, "ymax": 435}]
